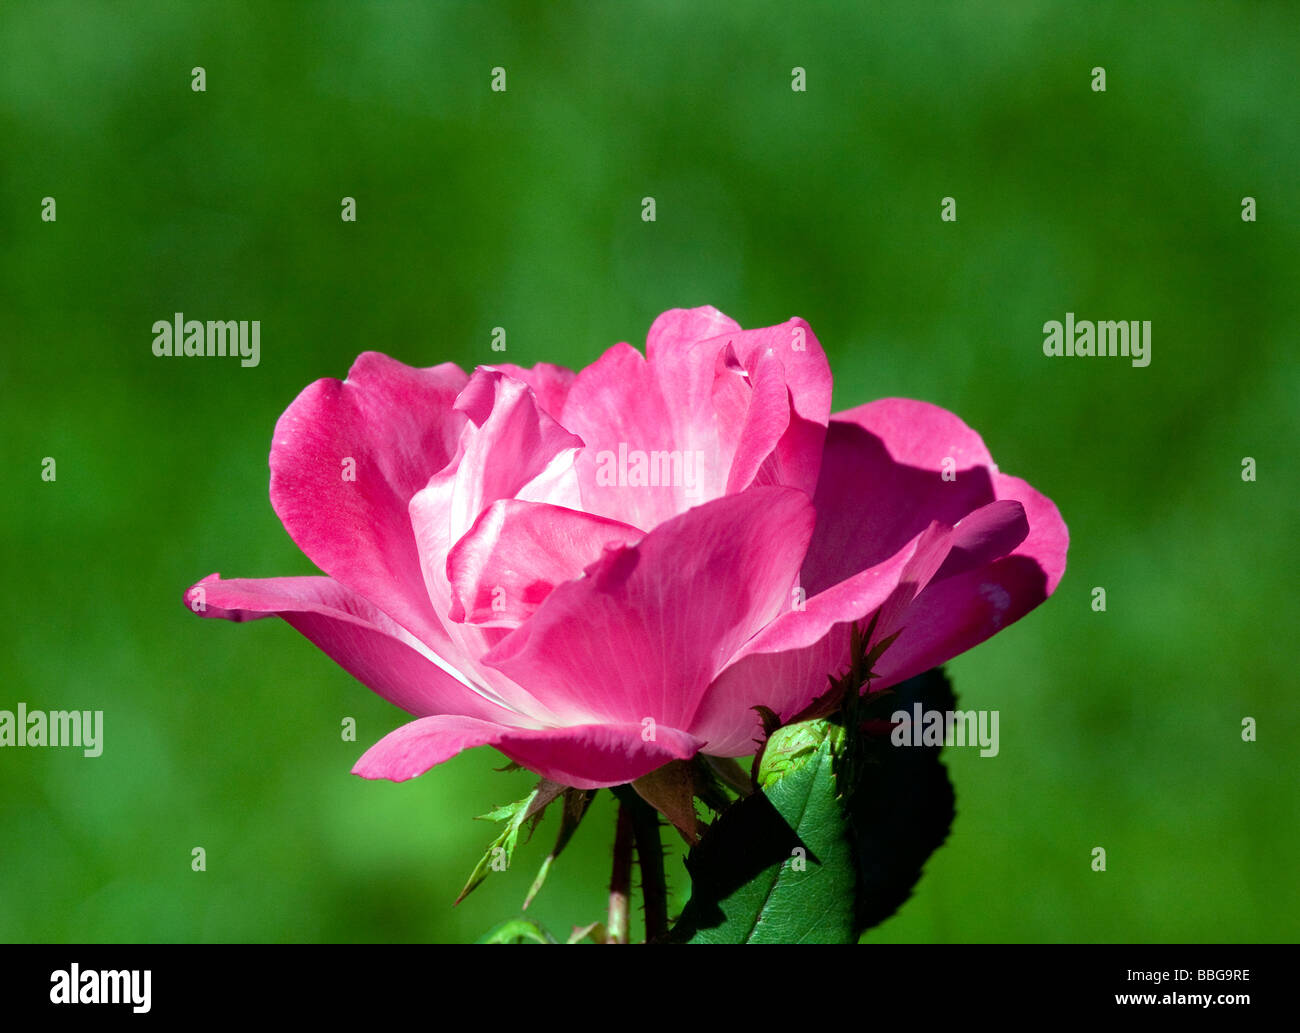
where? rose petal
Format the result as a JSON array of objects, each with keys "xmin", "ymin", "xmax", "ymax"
[
  {"xmin": 686, "ymin": 500, "xmax": 1029, "ymax": 755},
  {"xmin": 352, "ymin": 714, "xmax": 701, "ymax": 790},
  {"xmin": 686, "ymin": 317, "xmax": 832, "ymax": 500},
  {"xmin": 184, "ymin": 573, "xmax": 520, "ymax": 723},
  {"xmin": 443, "ymin": 368, "xmax": 585, "ymax": 543},
  {"xmin": 446, "ymin": 499, "xmax": 643, "ymax": 626},
  {"xmin": 268, "ymin": 352, "xmax": 467, "ymax": 653},
  {"xmin": 801, "ymin": 398, "xmax": 999, "ymax": 596},
  {"xmin": 483, "ymin": 361, "xmax": 576, "ymax": 420},
  {"xmin": 722, "ymin": 351, "xmax": 794, "ymax": 494},
  {"xmin": 644, "ymin": 307, "xmax": 750, "ymax": 502},
  {"xmin": 560, "ymin": 342, "xmax": 683, "ymax": 529},
  {"xmin": 483, "ymin": 486, "xmax": 816, "ymax": 729},
  {"xmin": 407, "ymin": 369, "xmax": 585, "ymax": 722},
  {"xmin": 644, "ymin": 305, "xmax": 742, "ymax": 357},
  {"xmin": 868, "ymin": 473, "xmax": 1068, "ymax": 689}
]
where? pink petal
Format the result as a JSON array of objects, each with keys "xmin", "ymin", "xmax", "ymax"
[
  {"xmin": 645, "ymin": 309, "xmax": 832, "ymax": 502},
  {"xmin": 685, "ymin": 529, "xmax": 933, "ymax": 756},
  {"xmin": 559, "ymin": 342, "xmax": 683, "ymax": 529},
  {"xmin": 932, "ymin": 497, "xmax": 1032, "ymax": 582},
  {"xmin": 352, "ymin": 714, "xmax": 701, "ymax": 790},
  {"xmin": 701, "ymin": 317, "xmax": 832, "ymax": 431},
  {"xmin": 722, "ymin": 351, "xmax": 793, "ymax": 494},
  {"xmin": 483, "ymin": 362, "xmax": 576, "ymax": 420},
  {"xmin": 407, "ymin": 369, "xmax": 585, "ymax": 722},
  {"xmin": 686, "ymin": 317, "xmax": 833, "ymax": 500},
  {"xmin": 644, "ymin": 305, "xmax": 742, "ymax": 356},
  {"xmin": 687, "ymin": 500, "xmax": 1029, "ymax": 755},
  {"xmin": 446, "ymin": 499, "xmax": 642, "ymax": 626},
  {"xmin": 443, "ymin": 368, "xmax": 585, "ymax": 542},
  {"xmin": 268, "ymin": 352, "xmax": 467, "ymax": 654},
  {"xmin": 644, "ymin": 308, "xmax": 750, "ymax": 502},
  {"xmin": 482, "ymin": 486, "xmax": 817, "ymax": 729},
  {"xmin": 868, "ymin": 473, "xmax": 1068, "ymax": 689},
  {"xmin": 561, "ymin": 310, "xmax": 832, "ymax": 528},
  {"xmin": 801, "ymin": 398, "xmax": 998, "ymax": 596},
  {"xmin": 184, "ymin": 573, "xmax": 519, "ymax": 723}
]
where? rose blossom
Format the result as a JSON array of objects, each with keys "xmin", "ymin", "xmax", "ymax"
[{"xmin": 186, "ymin": 307, "xmax": 1067, "ymax": 789}]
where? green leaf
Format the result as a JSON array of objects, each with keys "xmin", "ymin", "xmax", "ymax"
[
  {"xmin": 848, "ymin": 667, "xmax": 956, "ymax": 932},
  {"xmin": 670, "ymin": 665, "xmax": 956, "ymax": 943},
  {"xmin": 670, "ymin": 733, "xmax": 857, "ymax": 943}
]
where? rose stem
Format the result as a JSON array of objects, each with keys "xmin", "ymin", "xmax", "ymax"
[
  {"xmin": 628, "ymin": 797, "xmax": 668, "ymax": 943},
  {"xmin": 608, "ymin": 802, "xmax": 634, "ymax": 944}
]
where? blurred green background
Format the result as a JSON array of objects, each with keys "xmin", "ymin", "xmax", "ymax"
[{"xmin": 2, "ymin": 0, "xmax": 1296, "ymax": 944}]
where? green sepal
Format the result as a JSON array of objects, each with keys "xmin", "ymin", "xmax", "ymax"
[
  {"xmin": 455, "ymin": 780, "xmax": 563, "ymax": 905},
  {"xmin": 565, "ymin": 921, "xmax": 607, "ymax": 944},
  {"xmin": 476, "ymin": 919, "xmax": 558, "ymax": 944},
  {"xmin": 522, "ymin": 788, "xmax": 593, "ymax": 910}
]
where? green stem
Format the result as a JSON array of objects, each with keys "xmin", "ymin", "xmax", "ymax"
[{"xmin": 607, "ymin": 802, "xmax": 634, "ymax": 944}]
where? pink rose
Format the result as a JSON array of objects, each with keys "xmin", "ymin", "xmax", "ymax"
[{"xmin": 187, "ymin": 307, "xmax": 1066, "ymax": 789}]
